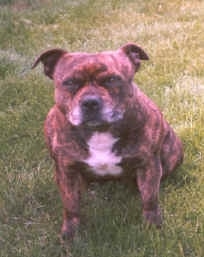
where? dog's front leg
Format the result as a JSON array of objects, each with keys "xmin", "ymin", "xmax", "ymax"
[
  {"xmin": 136, "ymin": 156, "xmax": 162, "ymax": 228},
  {"xmin": 55, "ymin": 161, "xmax": 84, "ymax": 240}
]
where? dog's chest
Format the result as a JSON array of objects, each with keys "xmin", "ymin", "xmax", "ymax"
[{"xmin": 84, "ymin": 132, "xmax": 122, "ymax": 176}]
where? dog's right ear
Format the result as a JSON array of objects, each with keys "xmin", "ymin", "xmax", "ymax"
[{"xmin": 32, "ymin": 49, "xmax": 67, "ymax": 79}]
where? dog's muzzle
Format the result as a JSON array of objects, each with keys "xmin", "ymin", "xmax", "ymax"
[
  {"xmin": 80, "ymin": 95, "xmax": 104, "ymax": 127},
  {"xmin": 69, "ymin": 94, "xmax": 124, "ymax": 128}
]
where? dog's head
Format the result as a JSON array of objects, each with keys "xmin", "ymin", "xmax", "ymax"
[{"xmin": 33, "ymin": 43, "xmax": 148, "ymax": 129}]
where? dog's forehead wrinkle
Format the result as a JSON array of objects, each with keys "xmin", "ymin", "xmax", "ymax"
[{"xmin": 57, "ymin": 52, "xmax": 127, "ymax": 80}]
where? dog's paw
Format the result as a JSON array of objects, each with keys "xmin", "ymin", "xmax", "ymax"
[
  {"xmin": 61, "ymin": 217, "xmax": 79, "ymax": 241},
  {"xmin": 143, "ymin": 208, "xmax": 162, "ymax": 228}
]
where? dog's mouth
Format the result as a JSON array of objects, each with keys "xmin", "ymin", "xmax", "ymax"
[
  {"xmin": 69, "ymin": 104, "xmax": 124, "ymax": 129},
  {"xmin": 81, "ymin": 110, "xmax": 124, "ymax": 130},
  {"xmin": 81, "ymin": 116, "xmax": 110, "ymax": 130},
  {"xmin": 83, "ymin": 119, "xmax": 102, "ymax": 127},
  {"xmin": 68, "ymin": 110, "xmax": 118, "ymax": 131}
]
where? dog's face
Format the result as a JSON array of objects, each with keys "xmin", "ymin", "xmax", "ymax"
[{"xmin": 33, "ymin": 43, "xmax": 148, "ymax": 128}]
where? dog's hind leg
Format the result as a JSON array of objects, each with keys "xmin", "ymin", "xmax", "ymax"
[
  {"xmin": 136, "ymin": 156, "xmax": 163, "ymax": 228},
  {"xmin": 161, "ymin": 127, "xmax": 183, "ymax": 179}
]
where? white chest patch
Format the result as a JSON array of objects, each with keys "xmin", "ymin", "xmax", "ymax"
[{"xmin": 84, "ymin": 132, "xmax": 123, "ymax": 176}]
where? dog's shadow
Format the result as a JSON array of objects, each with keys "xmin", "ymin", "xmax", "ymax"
[
  {"xmin": 161, "ymin": 162, "xmax": 197, "ymax": 190},
  {"xmin": 79, "ymin": 162, "xmax": 194, "ymax": 229}
]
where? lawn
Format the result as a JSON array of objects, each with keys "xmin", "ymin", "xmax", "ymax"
[{"xmin": 0, "ymin": 0, "xmax": 204, "ymax": 256}]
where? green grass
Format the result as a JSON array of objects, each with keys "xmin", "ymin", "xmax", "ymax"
[{"xmin": 0, "ymin": 0, "xmax": 204, "ymax": 256}]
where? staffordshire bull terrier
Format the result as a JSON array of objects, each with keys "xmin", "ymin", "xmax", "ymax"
[{"xmin": 32, "ymin": 43, "xmax": 183, "ymax": 240}]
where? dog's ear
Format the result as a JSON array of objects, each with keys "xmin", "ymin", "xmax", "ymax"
[
  {"xmin": 32, "ymin": 49, "xmax": 67, "ymax": 79},
  {"xmin": 121, "ymin": 43, "xmax": 149, "ymax": 72}
]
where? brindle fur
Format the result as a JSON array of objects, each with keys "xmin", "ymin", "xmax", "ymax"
[{"xmin": 33, "ymin": 43, "xmax": 183, "ymax": 240}]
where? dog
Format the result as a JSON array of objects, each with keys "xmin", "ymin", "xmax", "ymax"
[{"xmin": 32, "ymin": 43, "xmax": 183, "ymax": 240}]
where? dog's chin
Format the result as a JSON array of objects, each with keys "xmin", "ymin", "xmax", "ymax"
[{"xmin": 68, "ymin": 109, "xmax": 124, "ymax": 129}]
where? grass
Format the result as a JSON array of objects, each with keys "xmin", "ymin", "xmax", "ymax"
[{"xmin": 0, "ymin": 0, "xmax": 204, "ymax": 256}]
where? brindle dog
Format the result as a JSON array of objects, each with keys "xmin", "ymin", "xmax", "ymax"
[{"xmin": 33, "ymin": 43, "xmax": 183, "ymax": 239}]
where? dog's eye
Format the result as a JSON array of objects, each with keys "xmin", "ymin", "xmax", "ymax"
[
  {"xmin": 62, "ymin": 78, "xmax": 83, "ymax": 93},
  {"xmin": 62, "ymin": 78, "xmax": 76, "ymax": 86},
  {"xmin": 102, "ymin": 75, "xmax": 122, "ymax": 87}
]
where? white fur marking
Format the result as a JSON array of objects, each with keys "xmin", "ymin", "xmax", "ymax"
[{"xmin": 84, "ymin": 132, "xmax": 122, "ymax": 176}]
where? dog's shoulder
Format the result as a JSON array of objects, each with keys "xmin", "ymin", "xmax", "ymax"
[
  {"xmin": 44, "ymin": 105, "xmax": 70, "ymax": 150},
  {"xmin": 44, "ymin": 105, "xmax": 66, "ymax": 132}
]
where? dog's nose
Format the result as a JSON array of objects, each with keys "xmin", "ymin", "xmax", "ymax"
[{"xmin": 81, "ymin": 96, "xmax": 102, "ymax": 113}]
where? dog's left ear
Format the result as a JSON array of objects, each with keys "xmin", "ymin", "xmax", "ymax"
[
  {"xmin": 32, "ymin": 48, "xmax": 67, "ymax": 79},
  {"xmin": 120, "ymin": 43, "xmax": 149, "ymax": 72}
]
